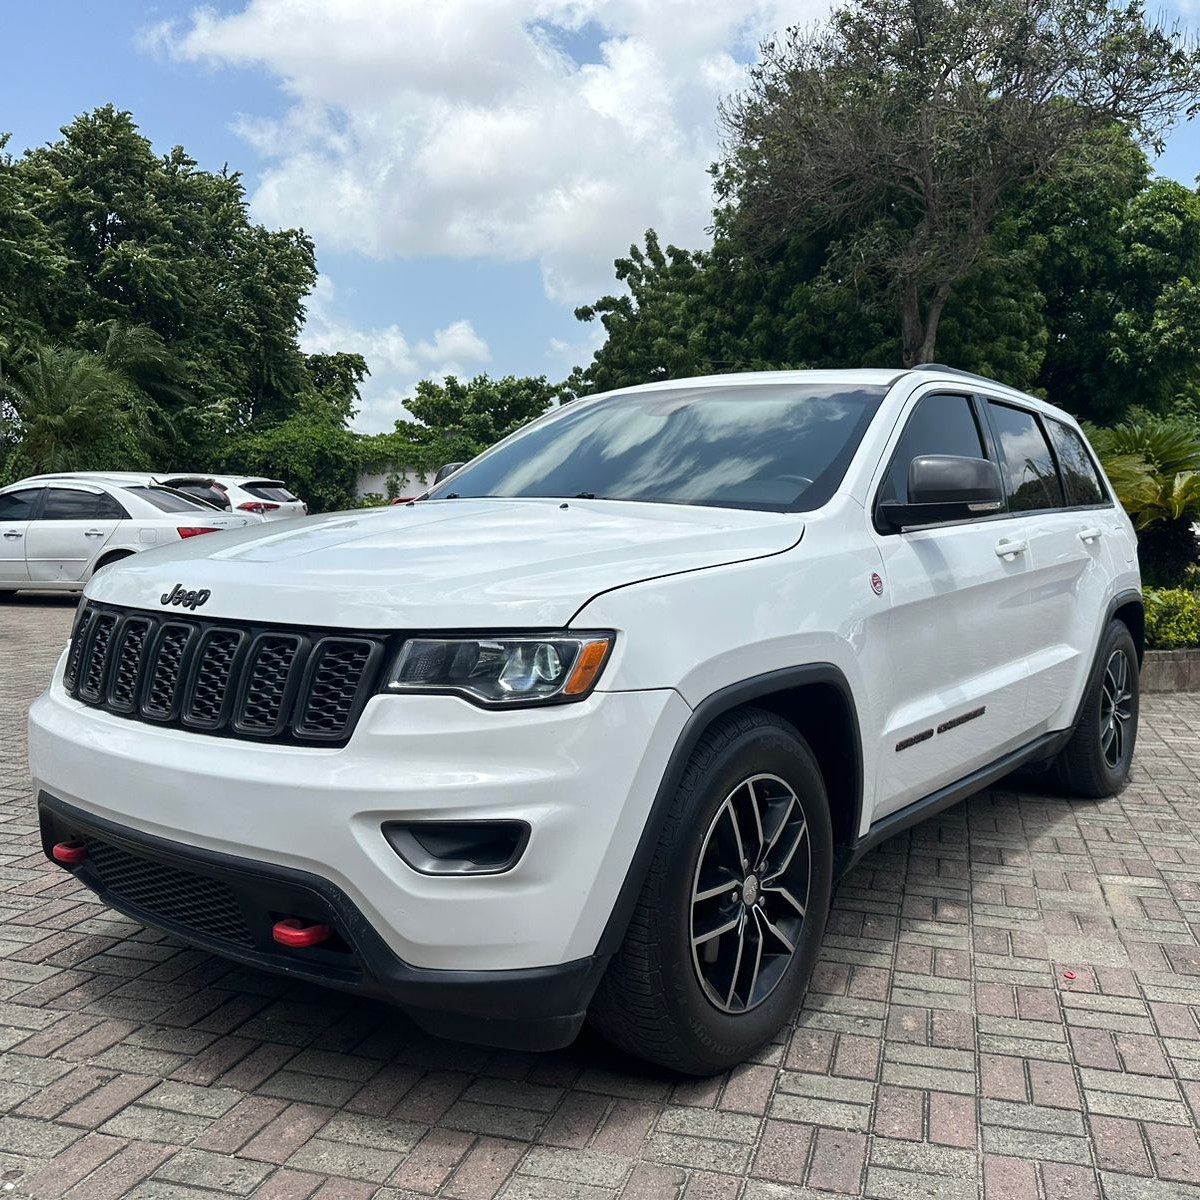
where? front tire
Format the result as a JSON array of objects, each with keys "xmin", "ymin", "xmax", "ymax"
[
  {"xmin": 589, "ymin": 707, "xmax": 833, "ymax": 1074},
  {"xmin": 1052, "ymin": 619, "xmax": 1139, "ymax": 798}
]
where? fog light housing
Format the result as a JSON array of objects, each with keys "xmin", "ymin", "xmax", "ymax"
[{"xmin": 384, "ymin": 820, "xmax": 530, "ymax": 876}]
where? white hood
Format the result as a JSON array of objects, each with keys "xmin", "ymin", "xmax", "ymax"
[{"xmin": 84, "ymin": 498, "xmax": 803, "ymax": 628}]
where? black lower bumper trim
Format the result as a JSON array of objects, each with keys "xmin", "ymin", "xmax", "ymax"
[{"xmin": 38, "ymin": 793, "xmax": 608, "ymax": 1051}]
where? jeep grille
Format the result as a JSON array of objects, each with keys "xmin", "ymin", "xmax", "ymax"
[{"xmin": 65, "ymin": 602, "xmax": 389, "ymax": 746}]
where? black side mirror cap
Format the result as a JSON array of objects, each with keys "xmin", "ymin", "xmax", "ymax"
[
  {"xmin": 879, "ymin": 455, "xmax": 1004, "ymax": 531},
  {"xmin": 433, "ymin": 462, "xmax": 466, "ymax": 485}
]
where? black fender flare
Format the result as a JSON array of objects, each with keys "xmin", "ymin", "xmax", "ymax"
[{"xmin": 594, "ymin": 663, "xmax": 862, "ymax": 957}]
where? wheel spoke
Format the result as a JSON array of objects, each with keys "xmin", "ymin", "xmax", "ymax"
[
  {"xmin": 763, "ymin": 883, "xmax": 807, "ymax": 919},
  {"xmin": 745, "ymin": 779, "xmax": 766, "ymax": 862},
  {"xmin": 759, "ymin": 910, "xmax": 796, "ymax": 954},
  {"xmin": 692, "ymin": 912, "xmax": 739, "ymax": 947},
  {"xmin": 693, "ymin": 877, "xmax": 736, "ymax": 904},
  {"xmin": 763, "ymin": 794, "xmax": 797, "ymax": 859},
  {"xmin": 744, "ymin": 909, "xmax": 765, "ymax": 1006},
  {"xmin": 724, "ymin": 912, "xmax": 747, "ymax": 1008},
  {"xmin": 724, "ymin": 800, "xmax": 748, "ymax": 871},
  {"xmin": 764, "ymin": 818, "xmax": 808, "ymax": 883}
]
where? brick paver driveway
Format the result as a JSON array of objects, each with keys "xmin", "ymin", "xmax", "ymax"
[{"xmin": 1, "ymin": 596, "xmax": 1198, "ymax": 1200}]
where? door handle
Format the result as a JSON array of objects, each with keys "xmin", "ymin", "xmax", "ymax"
[
  {"xmin": 1077, "ymin": 527, "xmax": 1103, "ymax": 543},
  {"xmin": 994, "ymin": 537, "xmax": 1027, "ymax": 559},
  {"xmin": 84, "ymin": 529, "xmax": 105, "ymax": 538},
  {"xmin": 2, "ymin": 530, "xmax": 21, "ymax": 539}
]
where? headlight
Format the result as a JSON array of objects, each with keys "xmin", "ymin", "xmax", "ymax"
[{"xmin": 386, "ymin": 633, "xmax": 614, "ymax": 707}]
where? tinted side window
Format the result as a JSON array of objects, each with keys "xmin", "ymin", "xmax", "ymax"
[
  {"xmin": 244, "ymin": 482, "xmax": 297, "ymax": 502},
  {"xmin": 179, "ymin": 485, "xmax": 230, "ymax": 510},
  {"xmin": 987, "ymin": 403, "xmax": 1064, "ymax": 512},
  {"xmin": 879, "ymin": 394, "xmax": 985, "ymax": 505},
  {"xmin": 1046, "ymin": 420, "xmax": 1107, "ymax": 507},
  {"xmin": 0, "ymin": 489, "xmax": 40, "ymax": 520},
  {"xmin": 41, "ymin": 489, "xmax": 126, "ymax": 520},
  {"xmin": 125, "ymin": 486, "xmax": 205, "ymax": 513}
]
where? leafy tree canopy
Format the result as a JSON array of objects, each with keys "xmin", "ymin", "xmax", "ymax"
[{"xmin": 718, "ymin": 0, "xmax": 1200, "ymax": 367}]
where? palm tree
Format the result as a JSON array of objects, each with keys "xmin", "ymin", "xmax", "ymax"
[
  {"xmin": 1088, "ymin": 415, "xmax": 1200, "ymax": 585},
  {"xmin": 0, "ymin": 342, "xmax": 143, "ymax": 476}
]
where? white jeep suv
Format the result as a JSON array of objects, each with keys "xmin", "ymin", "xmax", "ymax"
[{"xmin": 29, "ymin": 367, "xmax": 1141, "ymax": 1073}]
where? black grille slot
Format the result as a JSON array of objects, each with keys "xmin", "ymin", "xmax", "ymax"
[
  {"xmin": 66, "ymin": 603, "xmax": 390, "ymax": 745},
  {"xmin": 64, "ymin": 607, "xmax": 96, "ymax": 691},
  {"xmin": 82, "ymin": 836, "xmax": 254, "ymax": 948},
  {"xmin": 183, "ymin": 629, "xmax": 243, "ymax": 728},
  {"xmin": 295, "ymin": 639, "xmax": 376, "ymax": 739},
  {"xmin": 236, "ymin": 635, "xmax": 302, "ymax": 734},
  {"xmin": 107, "ymin": 617, "xmax": 152, "ymax": 712},
  {"xmin": 141, "ymin": 623, "xmax": 195, "ymax": 720},
  {"xmin": 77, "ymin": 613, "xmax": 118, "ymax": 703}
]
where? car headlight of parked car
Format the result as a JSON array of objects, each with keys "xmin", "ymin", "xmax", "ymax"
[{"xmin": 387, "ymin": 633, "xmax": 614, "ymax": 706}]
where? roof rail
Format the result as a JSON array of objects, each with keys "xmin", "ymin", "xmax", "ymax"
[{"xmin": 909, "ymin": 363, "xmax": 1005, "ymax": 387}]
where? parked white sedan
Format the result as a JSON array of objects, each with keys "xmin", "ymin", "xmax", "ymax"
[{"xmin": 0, "ymin": 476, "xmax": 264, "ymax": 594}]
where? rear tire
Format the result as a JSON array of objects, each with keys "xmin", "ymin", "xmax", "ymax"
[
  {"xmin": 589, "ymin": 707, "xmax": 833, "ymax": 1075},
  {"xmin": 1052, "ymin": 619, "xmax": 1139, "ymax": 798}
]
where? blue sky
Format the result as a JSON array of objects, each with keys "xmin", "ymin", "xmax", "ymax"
[{"xmin": 3, "ymin": 0, "xmax": 1198, "ymax": 431}]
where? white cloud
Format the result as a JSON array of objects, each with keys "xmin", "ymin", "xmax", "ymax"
[
  {"xmin": 148, "ymin": 0, "xmax": 821, "ymax": 305},
  {"xmin": 302, "ymin": 276, "xmax": 491, "ymax": 432}
]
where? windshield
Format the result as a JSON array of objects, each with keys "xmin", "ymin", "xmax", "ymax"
[{"xmin": 425, "ymin": 384, "xmax": 887, "ymax": 512}]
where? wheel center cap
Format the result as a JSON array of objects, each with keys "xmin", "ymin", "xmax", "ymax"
[{"xmin": 742, "ymin": 874, "xmax": 759, "ymax": 907}]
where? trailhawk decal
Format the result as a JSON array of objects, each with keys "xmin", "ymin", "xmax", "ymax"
[{"xmin": 896, "ymin": 706, "xmax": 987, "ymax": 752}]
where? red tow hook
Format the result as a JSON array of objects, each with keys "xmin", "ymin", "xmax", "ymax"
[
  {"xmin": 51, "ymin": 840, "xmax": 88, "ymax": 865},
  {"xmin": 272, "ymin": 918, "xmax": 332, "ymax": 948}
]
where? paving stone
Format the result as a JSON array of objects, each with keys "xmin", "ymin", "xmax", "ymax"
[{"xmin": 0, "ymin": 599, "xmax": 1198, "ymax": 1200}]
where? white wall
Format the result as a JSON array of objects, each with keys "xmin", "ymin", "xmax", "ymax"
[{"xmin": 356, "ymin": 465, "xmax": 435, "ymax": 500}]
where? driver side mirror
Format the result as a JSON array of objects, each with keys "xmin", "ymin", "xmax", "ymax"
[
  {"xmin": 878, "ymin": 455, "xmax": 1004, "ymax": 531},
  {"xmin": 433, "ymin": 462, "xmax": 466, "ymax": 485}
]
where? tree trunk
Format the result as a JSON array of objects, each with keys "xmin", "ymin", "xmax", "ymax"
[
  {"xmin": 900, "ymin": 282, "xmax": 924, "ymax": 367},
  {"xmin": 900, "ymin": 280, "xmax": 952, "ymax": 366}
]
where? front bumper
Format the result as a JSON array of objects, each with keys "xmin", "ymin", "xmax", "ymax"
[
  {"xmin": 29, "ymin": 661, "xmax": 690, "ymax": 972},
  {"xmin": 40, "ymin": 793, "xmax": 606, "ymax": 1050}
]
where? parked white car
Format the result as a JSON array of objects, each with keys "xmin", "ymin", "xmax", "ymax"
[
  {"xmin": 29, "ymin": 367, "xmax": 1141, "ymax": 1072},
  {"xmin": 158, "ymin": 474, "xmax": 308, "ymax": 520},
  {"xmin": 0, "ymin": 476, "xmax": 263, "ymax": 594},
  {"xmin": 25, "ymin": 472, "xmax": 308, "ymax": 521}
]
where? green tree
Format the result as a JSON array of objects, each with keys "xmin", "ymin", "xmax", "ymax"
[
  {"xmin": 0, "ymin": 342, "xmax": 150, "ymax": 478},
  {"xmin": 719, "ymin": 0, "xmax": 1200, "ymax": 366},
  {"xmin": 394, "ymin": 374, "xmax": 559, "ymax": 467},
  {"xmin": 10, "ymin": 107, "xmax": 319, "ymax": 448},
  {"xmin": 0, "ymin": 135, "xmax": 65, "ymax": 349},
  {"xmin": 225, "ymin": 394, "xmax": 364, "ymax": 514}
]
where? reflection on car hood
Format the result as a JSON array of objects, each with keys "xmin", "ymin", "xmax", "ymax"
[{"xmin": 85, "ymin": 497, "xmax": 803, "ymax": 628}]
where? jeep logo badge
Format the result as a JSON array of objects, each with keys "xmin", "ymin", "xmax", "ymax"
[{"xmin": 160, "ymin": 584, "xmax": 211, "ymax": 610}]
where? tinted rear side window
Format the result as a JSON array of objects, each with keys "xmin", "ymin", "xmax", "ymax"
[
  {"xmin": 879, "ymin": 393, "xmax": 985, "ymax": 505},
  {"xmin": 243, "ymin": 482, "xmax": 297, "ymax": 502},
  {"xmin": 987, "ymin": 403, "xmax": 1064, "ymax": 512},
  {"xmin": 41, "ymin": 489, "xmax": 127, "ymax": 520},
  {"xmin": 1046, "ymin": 420, "xmax": 1108, "ymax": 507},
  {"xmin": 179, "ymin": 485, "xmax": 230, "ymax": 510},
  {"xmin": 0, "ymin": 489, "xmax": 40, "ymax": 520},
  {"xmin": 125, "ymin": 486, "xmax": 207, "ymax": 513}
]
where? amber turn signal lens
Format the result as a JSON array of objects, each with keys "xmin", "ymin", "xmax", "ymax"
[{"xmin": 563, "ymin": 639, "xmax": 612, "ymax": 696}]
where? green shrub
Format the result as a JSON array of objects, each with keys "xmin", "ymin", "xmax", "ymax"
[{"xmin": 1144, "ymin": 587, "xmax": 1200, "ymax": 650}]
